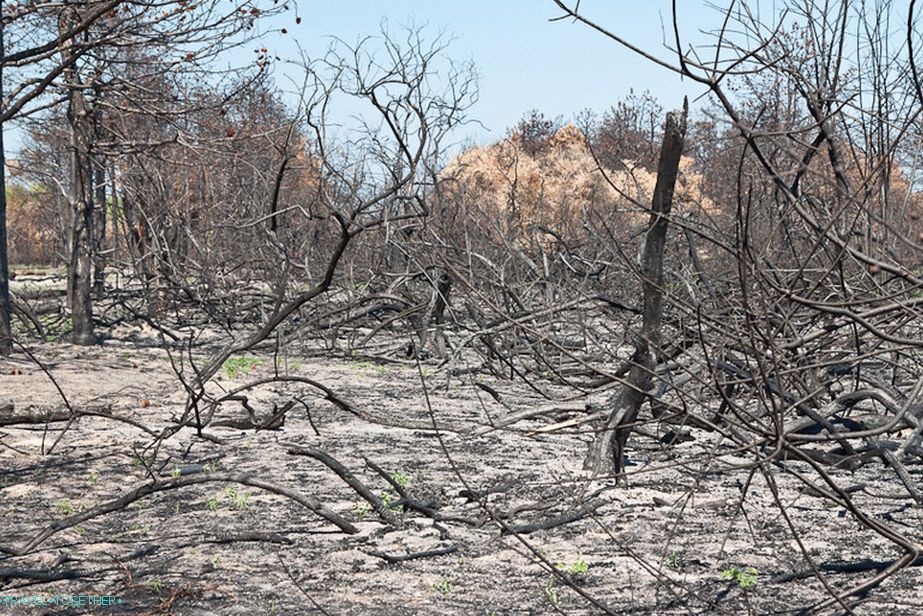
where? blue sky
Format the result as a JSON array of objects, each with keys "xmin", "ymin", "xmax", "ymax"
[
  {"xmin": 6, "ymin": 1, "xmax": 725, "ymax": 154},
  {"xmin": 250, "ymin": 1, "xmax": 720, "ymax": 146}
]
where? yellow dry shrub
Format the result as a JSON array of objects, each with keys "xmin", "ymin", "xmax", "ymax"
[{"xmin": 439, "ymin": 124, "xmax": 713, "ymax": 243}]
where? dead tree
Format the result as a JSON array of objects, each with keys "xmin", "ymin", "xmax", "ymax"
[
  {"xmin": 551, "ymin": 0, "xmax": 923, "ymax": 610},
  {"xmin": 0, "ymin": 15, "xmax": 10, "ymax": 355},
  {"xmin": 584, "ymin": 104, "xmax": 687, "ymax": 476},
  {"xmin": 60, "ymin": 7, "xmax": 95, "ymax": 345},
  {"xmin": 173, "ymin": 27, "xmax": 476, "ymax": 413},
  {"xmin": 4, "ymin": 0, "xmax": 290, "ymax": 344}
]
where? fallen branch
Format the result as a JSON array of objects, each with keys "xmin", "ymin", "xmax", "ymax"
[
  {"xmin": 367, "ymin": 545, "xmax": 458, "ymax": 563},
  {"xmin": 287, "ymin": 444, "xmax": 402, "ymax": 527},
  {"xmin": 771, "ymin": 553, "xmax": 923, "ymax": 584},
  {"xmin": 500, "ymin": 498, "xmax": 605, "ymax": 536},
  {"xmin": 0, "ymin": 404, "xmax": 158, "ymax": 436},
  {"xmin": 0, "ymin": 471, "xmax": 356, "ymax": 556},
  {"xmin": 470, "ymin": 401, "xmax": 590, "ymax": 436}
]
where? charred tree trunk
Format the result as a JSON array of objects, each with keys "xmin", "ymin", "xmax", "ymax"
[
  {"xmin": 91, "ymin": 114, "xmax": 106, "ymax": 295},
  {"xmin": 61, "ymin": 13, "xmax": 95, "ymax": 346},
  {"xmin": 121, "ymin": 177, "xmax": 148, "ymax": 278},
  {"xmin": 66, "ymin": 89, "xmax": 95, "ymax": 345},
  {"xmin": 584, "ymin": 104, "xmax": 687, "ymax": 477},
  {"xmin": 0, "ymin": 18, "xmax": 11, "ymax": 355},
  {"xmin": 431, "ymin": 270, "xmax": 452, "ymax": 360}
]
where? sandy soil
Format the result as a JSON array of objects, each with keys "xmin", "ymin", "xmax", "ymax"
[{"xmin": 2, "ymin": 333, "xmax": 922, "ymax": 615}]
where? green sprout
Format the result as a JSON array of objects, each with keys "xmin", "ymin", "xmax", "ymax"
[
  {"xmin": 556, "ymin": 559, "xmax": 589, "ymax": 576},
  {"xmin": 353, "ymin": 502, "xmax": 372, "ymax": 520},
  {"xmin": 218, "ymin": 486, "xmax": 250, "ymax": 510},
  {"xmin": 666, "ymin": 551, "xmax": 686, "ymax": 572},
  {"xmin": 221, "ymin": 356, "xmax": 263, "ymax": 379},
  {"xmin": 234, "ymin": 491, "xmax": 251, "ymax": 510},
  {"xmin": 721, "ymin": 566, "xmax": 759, "ymax": 589},
  {"xmin": 390, "ymin": 471, "xmax": 410, "ymax": 488},
  {"xmin": 545, "ymin": 579, "xmax": 559, "ymax": 607},
  {"xmin": 433, "ymin": 578, "xmax": 452, "ymax": 597},
  {"xmin": 129, "ymin": 522, "xmax": 151, "ymax": 535},
  {"xmin": 379, "ymin": 492, "xmax": 395, "ymax": 509},
  {"xmin": 56, "ymin": 499, "xmax": 75, "ymax": 514}
]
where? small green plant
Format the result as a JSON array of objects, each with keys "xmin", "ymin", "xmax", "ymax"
[
  {"xmin": 169, "ymin": 468, "xmax": 182, "ymax": 479},
  {"xmin": 206, "ymin": 496, "xmax": 220, "ymax": 512},
  {"xmin": 379, "ymin": 491, "xmax": 395, "ymax": 509},
  {"xmin": 221, "ymin": 356, "xmax": 263, "ymax": 379},
  {"xmin": 86, "ymin": 470, "xmax": 99, "ymax": 486},
  {"xmin": 721, "ymin": 566, "xmax": 759, "ymax": 589},
  {"xmin": 229, "ymin": 487, "xmax": 251, "ymax": 510},
  {"xmin": 131, "ymin": 452, "xmax": 151, "ymax": 469},
  {"xmin": 211, "ymin": 555, "xmax": 221, "ymax": 568},
  {"xmin": 56, "ymin": 499, "xmax": 75, "ymax": 514},
  {"xmin": 74, "ymin": 526, "xmax": 86, "ymax": 536},
  {"xmin": 433, "ymin": 577, "xmax": 452, "ymax": 597},
  {"xmin": 129, "ymin": 522, "xmax": 151, "ymax": 535},
  {"xmin": 667, "ymin": 551, "xmax": 686, "ymax": 572},
  {"xmin": 544, "ymin": 579, "xmax": 559, "ymax": 607},
  {"xmin": 390, "ymin": 470, "xmax": 410, "ymax": 488},
  {"xmin": 147, "ymin": 579, "xmax": 161, "ymax": 594},
  {"xmin": 353, "ymin": 502, "xmax": 372, "ymax": 520},
  {"xmin": 556, "ymin": 559, "xmax": 589, "ymax": 576}
]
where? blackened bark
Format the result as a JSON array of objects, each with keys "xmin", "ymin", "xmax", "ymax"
[
  {"xmin": 0, "ymin": 18, "xmax": 11, "ymax": 355},
  {"xmin": 432, "ymin": 270, "xmax": 452, "ymax": 359},
  {"xmin": 91, "ymin": 135, "xmax": 106, "ymax": 295},
  {"xmin": 61, "ymin": 12, "xmax": 95, "ymax": 345},
  {"xmin": 584, "ymin": 104, "xmax": 687, "ymax": 477},
  {"xmin": 67, "ymin": 87, "xmax": 95, "ymax": 345}
]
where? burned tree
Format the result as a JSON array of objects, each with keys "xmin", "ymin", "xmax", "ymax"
[
  {"xmin": 3, "ymin": 0, "xmax": 288, "ymax": 344},
  {"xmin": 551, "ymin": 0, "xmax": 923, "ymax": 610},
  {"xmin": 584, "ymin": 102, "xmax": 687, "ymax": 476}
]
